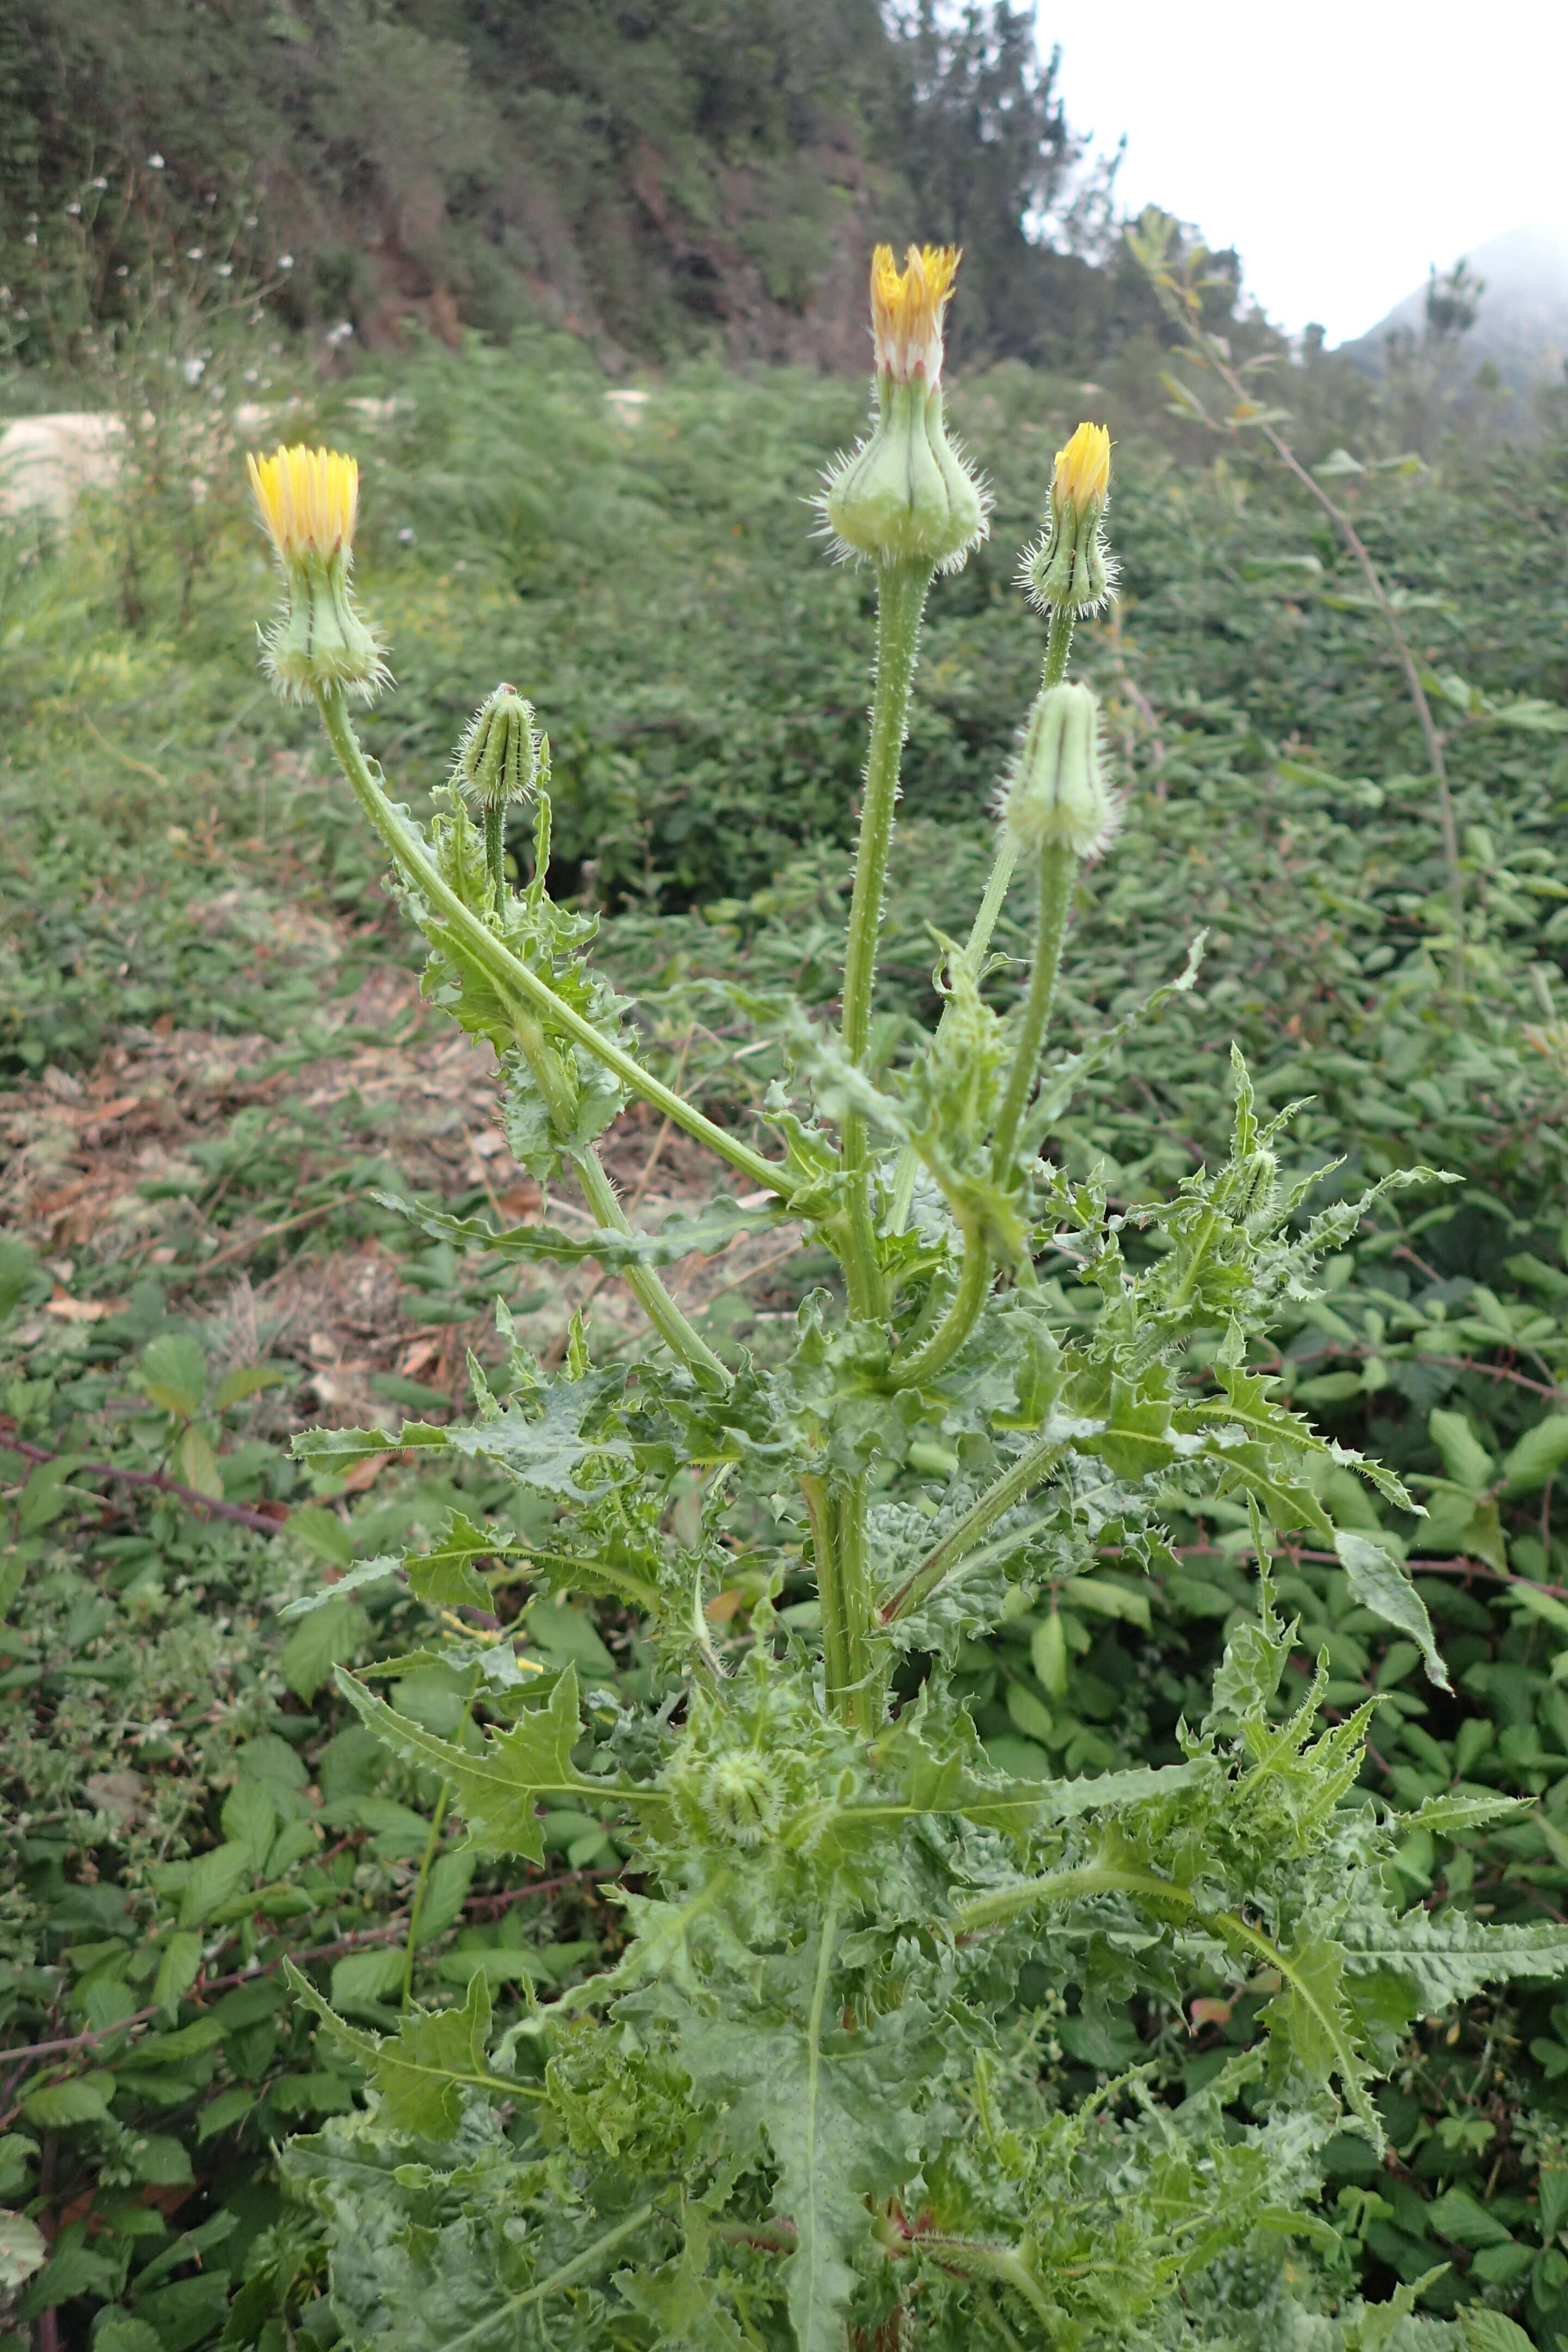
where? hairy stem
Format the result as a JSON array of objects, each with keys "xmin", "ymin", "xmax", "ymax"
[
  {"xmin": 400, "ymin": 1741, "xmax": 459, "ymax": 2008},
  {"xmin": 880, "ymin": 1431, "xmax": 1066, "ymax": 1625},
  {"xmin": 887, "ymin": 1216, "xmax": 990, "ymax": 1388},
  {"xmin": 840, "ymin": 560, "xmax": 932, "ymax": 1321},
  {"xmin": 482, "ymin": 800, "xmax": 506, "ymax": 908},
  {"xmin": 888, "ymin": 600, "xmax": 1079, "ymax": 1236},
  {"xmin": 832, "ymin": 1478, "xmax": 879, "ymax": 1732},
  {"xmin": 803, "ymin": 1474, "xmax": 853, "ymax": 1718},
  {"xmin": 314, "ymin": 687, "xmax": 787, "ymax": 1198},
  {"xmin": 989, "ymin": 836, "xmax": 1076, "ymax": 1180},
  {"xmin": 499, "ymin": 987, "xmax": 729, "ymax": 1386},
  {"xmin": 570, "ymin": 1145, "xmax": 730, "ymax": 1387}
]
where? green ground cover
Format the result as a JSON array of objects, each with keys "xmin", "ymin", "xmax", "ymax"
[{"xmin": 8, "ymin": 332, "xmax": 1568, "ymax": 2345}]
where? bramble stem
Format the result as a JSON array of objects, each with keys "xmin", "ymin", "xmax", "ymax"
[
  {"xmin": 840, "ymin": 560, "xmax": 932, "ymax": 1322},
  {"xmin": 989, "ymin": 836, "xmax": 1075, "ymax": 1181},
  {"xmin": 314, "ymin": 688, "xmax": 788, "ymax": 1200},
  {"xmin": 880, "ymin": 1430, "xmax": 1065, "ymax": 1624}
]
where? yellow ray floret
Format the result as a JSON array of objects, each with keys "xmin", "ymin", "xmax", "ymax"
[
  {"xmin": 1054, "ymin": 421, "xmax": 1111, "ymax": 517},
  {"xmin": 247, "ymin": 444, "xmax": 360, "ymax": 562},
  {"xmin": 869, "ymin": 243, "xmax": 961, "ymax": 384}
]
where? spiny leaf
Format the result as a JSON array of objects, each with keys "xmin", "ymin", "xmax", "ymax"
[
  {"xmin": 373, "ymin": 1187, "xmax": 791, "ymax": 1269},
  {"xmin": 334, "ymin": 1664, "xmax": 647, "ymax": 1862},
  {"xmin": 1334, "ymin": 1529, "xmax": 1449, "ymax": 1690},
  {"xmin": 283, "ymin": 1961, "xmax": 523, "ymax": 2137},
  {"xmin": 1341, "ymin": 1904, "xmax": 1568, "ymax": 2007}
]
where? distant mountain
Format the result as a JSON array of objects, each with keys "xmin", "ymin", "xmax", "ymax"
[{"xmin": 1342, "ymin": 225, "xmax": 1568, "ymax": 389}]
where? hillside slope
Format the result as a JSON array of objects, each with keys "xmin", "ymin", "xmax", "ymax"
[{"xmin": 0, "ymin": 0, "xmax": 1155, "ymax": 373}]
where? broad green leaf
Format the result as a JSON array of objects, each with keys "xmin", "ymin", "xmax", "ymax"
[
  {"xmin": 0, "ymin": 1235, "xmax": 37, "ymax": 1321},
  {"xmin": 196, "ymin": 2086, "xmax": 253, "ymax": 2142},
  {"xmin": 214, "ymin": 1362, "xmax": 291, "ymax": 1410},
  {"xmin": 221, "ymin": 1780, "xmax": 277, "ymax": 1873},
  {"xmin": 1457, "ymin": 2317, "xmax": 1536, "ymax": 2352},
  {"xmin": 152, "ymin": 1932, "xmax": 203, "ymax": 2017},
  {"xmin": 279, "ymin": 1596, "xmax": 367, "ymax": 1699},
  {"xmin": 139, "ymin": 1333, "xmax": 207, "ymax": 1420},
  {"xmin": 173, "ymin": 1424, "xmax": 224, "ymax": 1499},
  {"xmin": 20, "ymin": 2077, "xmax": 112, "ymax": 2129},
  {"xmin": 1502, "ymin": 1413, "xmax": 1568, "ymax": 1492},
  {"xmin": 286, "ymin": 1504, "xmax": 356, "ymax": 1569},
  {"xmin": 178, "ymin": 1841, "xmax": 254, "ymax": 1927},
  {"xmin": 1425, "ymin": 2185, "xmax": 1512, "ymax": 2247},
  {"xmin": 1428, "ymin": 1407, "xmax": 1493, "ymax": 1493},
  {"xmin": 0, "ymin": 2209, "xmax": 46, "ymax": 2289},
  {"xmin": 1334, "ymin": 1530, "xmax": 1449, "ymax": 1690}
]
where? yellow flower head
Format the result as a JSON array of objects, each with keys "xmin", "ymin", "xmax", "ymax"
[
  {"xmin": 869, "ymin": 244, "xmax": 961, "ymax": 385},
  {"xmin": 247, "ymin": 444, "xmax": 360, "ymax": 563},
  {"xmin": 1053, "ymin": 421, "xmax": 1111, "ymax": 519},
  {"xmin": 245, "ymin": 443, "xmax": 385, "ymax": 703}
]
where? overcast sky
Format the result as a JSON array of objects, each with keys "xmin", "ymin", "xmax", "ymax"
[{"xmin": 1051, "ymin": 0, "xmax": 1568, "ymax": 345}]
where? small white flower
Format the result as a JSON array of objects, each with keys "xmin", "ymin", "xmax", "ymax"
[{"xmin": 147, "ymin": 152, "xmax": 165, "ymax": 169}]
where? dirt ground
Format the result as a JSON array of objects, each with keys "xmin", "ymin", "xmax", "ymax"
[{"xmin": 1, "ymin": 962, "xmax": 800, "ymax": 1429}]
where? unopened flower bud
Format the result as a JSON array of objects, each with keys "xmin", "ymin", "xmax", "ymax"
[
  {"xmin": 702, "ymin": 1753, "xmax": 782, "ymax": 1847},
  {"xmin": 247, "ymin": 444, "xmax": 388, "ymax": 702},
  {"xmin": 1002, "ymin": 682, "xmax": 1117, "ymax": 862},
  {"xmin": 454, "ymin": 685, "xmax": 540, "ymax": 808},
  {"xmin": 1224, "ymin": 1146, "xmax": 1278, "ymax": 1228},
  {"xmin": 1021, "ymin": 421, "xmax": 1116, "ymax": 616},
  {"xmin": 822, "ymin": 244, "xmax": 989, "ymax": 574}
]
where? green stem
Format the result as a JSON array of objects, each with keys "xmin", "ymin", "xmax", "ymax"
[
  {"xmin": 500, "ymin": 985, "xmax": 729, "ymax": 1387},
  {"xmin": 482, "ymin": 800, "xmax": 506, "ymax": 908},
  {"xmin": 887, "ymin": 599, "xmax": 1076, "ymax": 1236},
  {"xmin": 887, "ymin": 1216, "xmax": 989, "ymax": 1389},
  {"xmin": 438, "ymin": 2203, "xmax": 657, "ymax": 2352},
  {"xmin": 570, "ymin": 1145, "xmax": 730, "ymax": 1388},
  {"xmin": 880, "ymin": 1430, "xmax": 1065, "ymax": 1625},
  {"xmin": 1039, "ymin": 600, "xmax": 1076, "ymax": 694},
  {"xmin": 400, "ymin": 1780, "xmax": 452, "ymax": 2009},
  {"xmin": 400, "ymin": 1690, "xmax": 474, "ymax": 2006},
  {"xmin": 839, "ymin": 560, "xmax": 932, "ymax": 1322},
  {"xmin": 803, "ymin": 1473, "xmax": 853, "ymax": 1720},
  {"xmin": 989, "ymin": 836, "xmax": 1076, "ymax": 1182},
  {"xmin": 955, "ymin": 1858, "xmax": 1194, "ymax": 1935},
  {"xmin": 314, "ymin": 688, "xmax": 787, "ymax": 1200},
  {"xmin": 833, "ymin": 1478, "xmax": 879, "ymax": 1732}
]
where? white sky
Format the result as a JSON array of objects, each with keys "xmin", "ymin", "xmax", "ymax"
[{"xmin": 1051, "ymin": 0, "xmax": 1568, "ymax": 344}]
